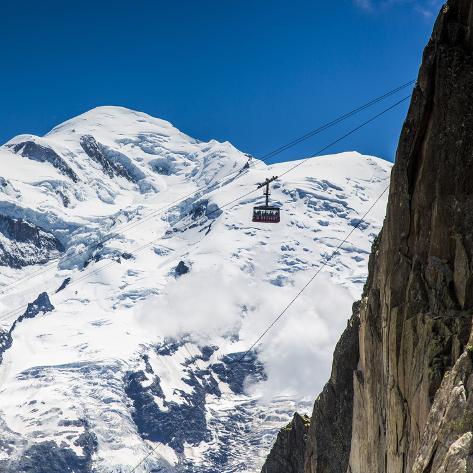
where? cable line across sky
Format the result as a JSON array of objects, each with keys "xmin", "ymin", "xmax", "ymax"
[{"xmin": 0, "ymin": 80, "xmax": 414, "ymax": 303}]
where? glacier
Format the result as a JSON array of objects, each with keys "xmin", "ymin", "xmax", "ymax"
[{"xmin": 0, "ymin": 106, "xmax": 391, "ymax": 472}]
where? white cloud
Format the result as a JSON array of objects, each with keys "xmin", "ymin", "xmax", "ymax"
[
  {"xmin": 354, "ymin": 0, "xmax": 444, "ymax": 16},
  {"xmin": 354, "ymin": 0, "xmax": 374, "ymax": 10},
  {"xmin": 136, "ymin": 266, "xmax": 355, "ymax": 401},
  {"xmin": 245, "ymin": 272, "xmax": 354, "ymax": 401},
  {"xmin": 136, "ymin": 267, "xmax": 246, "ymax": 344}
]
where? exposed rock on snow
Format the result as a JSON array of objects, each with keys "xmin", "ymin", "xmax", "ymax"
[
  {"xmin": 8, "ymin": 436, "xmax": 96, "ymax": 473},
  {"xmin": 175, "ymin": 261, "xmax": 190, "ymax": 277},
  {"xmin": 8, "ymin": 139, "xmax": 79, "ymax": 183},
  {"xmin": 0, "ymin": 214, "xmax": 64, "ymax": 268},
  {"xmin": 80, "ymin": 134, "xmax": 146, "ymax": 184}
]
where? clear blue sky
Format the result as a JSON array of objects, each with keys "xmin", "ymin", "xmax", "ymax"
[{"xmin": 1, "ymin": 0, "xmax": 442, "ymax": 163}]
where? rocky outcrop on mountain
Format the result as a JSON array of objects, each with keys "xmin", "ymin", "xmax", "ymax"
[
  {"xmin": 8, "ymin": 437, "xmax": 96, "ymax": 473},
  {"xmin": 0, "ymin": 214, "xmax": 64, "ymax": 268},
  {"xmin": 261, "ymin": 413, "xmax": 310, "ymax": 473},
  {"xmin": 263, "ymin": 1, "xmax": 473, "ymax": 472},
  {"xmin": 79, "ymin": 134, "xmax": 146, "ymax": 183},
  {"xmin": 3, "ymin": 420, "xmax": 97, "ymax": 473},
  {"xmin": 410, "ymin": 343, "xmax": 473, "ymax": 473},
  {"xmin": 8, "ymin": 140, "xmax": 79, "ymax": 182},
  {"xmin": 175, "ymin": 260, "xmax": 190, "ymax": 277},
  {"xmin": 125, "ymin": 342, "xmax": 267, "ymax": 468}
]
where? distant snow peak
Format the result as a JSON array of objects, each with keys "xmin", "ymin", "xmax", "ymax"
[{"xmin": 0, "ymin": 107, "xmax": 392, "ymax": 472}]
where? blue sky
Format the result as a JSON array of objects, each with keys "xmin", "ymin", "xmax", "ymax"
[{"xmin": 1, "ymin": 0, "xmax": 442, "ymax": 163}]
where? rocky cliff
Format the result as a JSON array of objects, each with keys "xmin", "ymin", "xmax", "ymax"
[
  {"xmin": 261, "ymin": 413, "xmax": 310, "ymax": 473},
  {"xmin": 262, "ymin": 1, "xmax": 473, "ymax": 472}
]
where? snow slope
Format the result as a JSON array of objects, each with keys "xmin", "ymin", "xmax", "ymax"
[{"xmin": 0, "ymin": 106, "xmax": 391, "ymax": 472}]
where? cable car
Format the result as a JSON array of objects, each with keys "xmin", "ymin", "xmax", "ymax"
[{"xmin": 252, "ymin": 176, "xmax": 280, "ymax": 223}]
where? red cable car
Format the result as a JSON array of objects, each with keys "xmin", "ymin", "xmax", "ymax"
[{"xmin": 252, "ymin": 176, "xmax": 281, "ymax": 223}]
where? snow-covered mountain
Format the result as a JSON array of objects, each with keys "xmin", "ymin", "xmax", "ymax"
[{"xmin": 0, "ymin": 106, "xmax": 391, "ymax": 472}]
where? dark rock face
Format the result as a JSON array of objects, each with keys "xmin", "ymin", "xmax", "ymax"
[
  {"xmin": 200, "ymin": 344, "xmax": 218, "ymax": 361},
  {"xmin": 9, "ymin": 140, "xmax": 79, "ymax": 182},
  {"xmin": 304, "ymin": 303, "xmax": 361, "ymax": 473},
  {"xmin": 5, "ymin": 435, "xmax": 96, "ymax": 473},
  {"xmin": 410, "ymin": 344, "xmax": 473, "ymax": 472},
  {"xmin": 211, "ymin": 351, "xmax": 267, "ymax": 394},
  {"xmin": 55, "ymin": 277, "xmax": 71, "ymax": 293},
  {"xmin": 349, "ymin": 2, "xmax": 473, "ymax": 471},
  {"xmin": 124, "ymin": 344, "xmax": 218, "ymax": 453},
  {"xmin": 263, "ymin": 2, "xmax": 473, "ymax": 472},
  {"xmin": 125, "ymin": 344, "xmax": 266, "ymax": 460},
  {"xmin": 79, "ymin": 134, "xmax": 145, "ymax": 183},
  {"xmin": 18, "ymin": 292, "xmax": 55, "ymax": 322},
  {"xmin": 0, "ymin": 329, "xmax": 10, "ymax": 363},
  {"xmin": 261, "ymin": 413, "xmax": 310, "ymax": 473},
  {"xmin": 0, "ymin": 214, "xmax": 64, "ymax": 268},
  {"xmin": 80, "ymin": 134, "xmax": 125, "ymax": 179}
]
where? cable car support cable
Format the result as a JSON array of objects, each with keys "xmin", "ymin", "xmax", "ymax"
[{"xmin": 0, "ymin": 80, "xmax": 414, "ymax": 300}]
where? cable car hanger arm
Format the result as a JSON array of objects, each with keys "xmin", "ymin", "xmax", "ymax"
[{"xmin": 256, "ymin": 176, "xmax": 279, "ymax": 189}]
